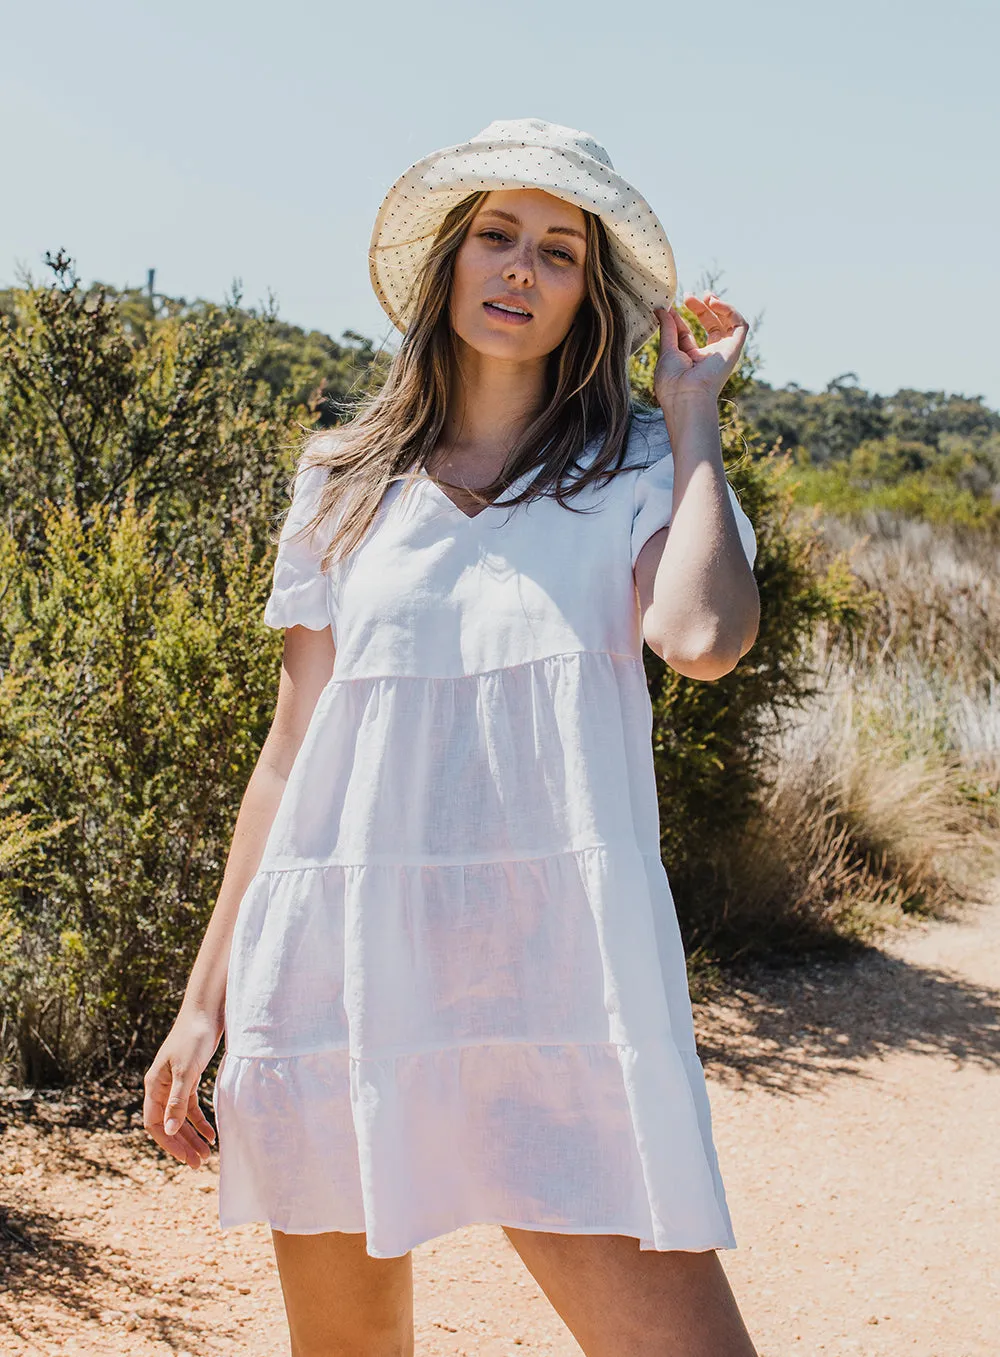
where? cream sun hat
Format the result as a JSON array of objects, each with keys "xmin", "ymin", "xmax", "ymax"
[{"xmin": 368, "ymin": 116, "xmax": 678, "ymax": 357}]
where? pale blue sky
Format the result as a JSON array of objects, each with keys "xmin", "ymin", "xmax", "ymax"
[{"xmin": 4, "ymin": 0, "xmax": 997, "ymax": 407}]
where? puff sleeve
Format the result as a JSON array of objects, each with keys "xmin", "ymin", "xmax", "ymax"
[
  {"xmin": 263, "ymin": 461, "xmax": 336, "ymax": 631},
  {"xmin": 630, "ymin": 449, "xmax": 758, "ymax": 570}
]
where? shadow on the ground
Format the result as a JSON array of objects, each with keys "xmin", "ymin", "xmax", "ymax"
[
  {"xmin": 1, "ymin": 1089, "xmax": 223, "ymax": 1351},
  {"xmin": 0, "ymin": 1200, "xmax": 224, "ymax": 1351},
  {"xmin": 695, "ymin": 920, "xmax": 1000, "ymax": 1094},
  {"xmin": 1, "ymin": 1076, "xmax": 216, "ymax": 1172}
]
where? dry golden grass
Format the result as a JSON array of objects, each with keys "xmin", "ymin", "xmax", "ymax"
[
  {"xmin": 818, "ymin": 511, "xmax": 1000, "ymax": 679},
  {"xmin": 719, "ymin": 512, "xmax": 1000, "ymax": 954}
]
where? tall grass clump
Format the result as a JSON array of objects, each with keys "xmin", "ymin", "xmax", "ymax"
[{"xmin": 692, "ymin": 508, "xmax": 1000, "ymax": 961}]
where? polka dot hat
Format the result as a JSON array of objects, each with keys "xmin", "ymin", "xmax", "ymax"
[{"xmin": 368, "ymin": 116, "xmax": 678, "ymax": 357}]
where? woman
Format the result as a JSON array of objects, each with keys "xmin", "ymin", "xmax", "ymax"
[{"xmin": 143, "ymin": 117, "xmax": 761, "ymax": 1355}]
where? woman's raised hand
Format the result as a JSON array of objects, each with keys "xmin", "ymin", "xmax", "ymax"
[{"xmin": 652, "ymin": 292, "xmax": 750, "ymax": 411}]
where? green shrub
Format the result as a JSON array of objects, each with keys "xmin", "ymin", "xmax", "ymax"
[
  {"xmin": 791, "ymin": 461, "xmax": 1000, "ymax": 531},
  {"xmin": 0, "ymin": 494, "xmax": 281, "ymax": 1082},
  {"xmin": 0, "ymin": 251, "xmax": 315, "ymax": 1081},
  {"xmin": 0, "ymin": 251, "xmax": 301, "ymax": 566}
]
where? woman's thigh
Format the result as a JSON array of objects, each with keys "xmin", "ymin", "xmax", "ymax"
[
  {"xmin": 270, "ymin": 1228, "xmax": 414, "ymax": 1357},
  {"xmin": 501, "ymin": 1227, "xmax": 758, "ymax": 1357}
]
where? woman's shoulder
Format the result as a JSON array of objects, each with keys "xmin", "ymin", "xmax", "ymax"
[
  {"xmin": 570, "ymin": 407, "xmax": 670, "ymax": 481},
  {"xmin": 622, "ymin": 405, "xmax": 672, "ymax": 473},
  {"xmin": 288, "ymin": 429, "xmax": 362, "ymax": 526},
  {"xmin": 279, "ymin": 431, "xmax": 355, "ymax": 554},
  {"xmin": 294, "ymin": 427, "xmax": 349, "ymax": 486}
]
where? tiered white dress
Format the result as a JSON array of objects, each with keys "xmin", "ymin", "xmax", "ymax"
[{"xmin": 212, "ymin": 410, "xmax": 757, "ymax": 1259}]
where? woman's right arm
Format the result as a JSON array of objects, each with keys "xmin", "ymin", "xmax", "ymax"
[{"xmin": 142, "ymin": 623, "xmax": 337, "ymax": 1169}]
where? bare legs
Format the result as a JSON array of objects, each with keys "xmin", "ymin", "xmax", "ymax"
[
  {"xmin": 502, "ymin": 1227, "xmax": 758, "ymax": 1357},
  {"xmin": 270, "ymin": 1229, "xmax": 414, "ymax": 1357},
  {"xmin": 270, "ymin": 1226, "xmax": 757, "ymax": 1357}
]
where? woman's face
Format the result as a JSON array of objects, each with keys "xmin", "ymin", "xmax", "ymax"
[{"xmin": 448, "ymin": 188, "xmax": 589, "ymax": 362}]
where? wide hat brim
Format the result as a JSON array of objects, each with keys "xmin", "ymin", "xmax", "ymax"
[{"xmin": 368, "ymin": 133, "xmax": 677, "ymax": 357}]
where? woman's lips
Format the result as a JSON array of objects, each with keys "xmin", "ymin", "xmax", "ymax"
[{"xmin": 483, "ymin": 302, "xmax": 532, "ymax": 325}]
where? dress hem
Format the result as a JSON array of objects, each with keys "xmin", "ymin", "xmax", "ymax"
[{"xmin": 218, "ymin": 1205, "xmax": 737, "ymax": 1260}]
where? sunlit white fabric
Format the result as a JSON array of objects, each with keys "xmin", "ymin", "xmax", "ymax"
[{"xmin": 213, "ymin": 410, "xmax": 757, "ymax": 1258}]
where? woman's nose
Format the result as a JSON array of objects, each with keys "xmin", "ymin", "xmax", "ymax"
[{"xmin": 504, "ymin": 241, "xmax": 536, "ymax": 284}]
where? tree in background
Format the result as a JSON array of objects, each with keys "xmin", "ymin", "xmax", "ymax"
[
  {"xmin": 0, "ymin": 251, "xmax": 392, "ymax": 559},
  {"xmin": 739, "ymin": 372, "xmax": 999, "ymax": 467}
]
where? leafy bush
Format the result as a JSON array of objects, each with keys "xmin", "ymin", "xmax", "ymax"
[
  {"xmin": 789, "ymin": 453, "xmax": 1000, "ymax": 532},
  {"xmin": 0, "ymin": 252, "xmax": 316, "ymax": 1082},
  {"xmin": 0, "ymin": 495, "xmax": 280, "ymax": 1081}
]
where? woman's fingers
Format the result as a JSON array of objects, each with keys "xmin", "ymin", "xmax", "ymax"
[
  {"xmin": 144, "ymin": 1103, "xmax": 213, "ymax": 1168},
  {"xmin": 711, "ymin": 298, "xmax": 749, "ymax": 342},
  {"xmin": 162, "ymin": 1064, "xmax": 195, "ymax": 1137},
  {"xmin": 653, "ymin": 293, "xmax": 750, "ymax": 406},
  {"xmin": 142, "ymin": 1055, "xmax": 214, "ymax": 1167},
  {"xmin": 684, "ymin": 294, "xmax": 727, "ymax": 342},
  {"xmin": 175, "ymin": 1119, "xmax": 214, "ymax": 1168},
  {"xmin": 655, "ymin": 306, "xmax": 698, "ymax": 361},
  {"xmin": 142, "ymin": 1059, "xmax": 171, "ymax": 1133},
  {"xmin": 685, "ymin": 292, "xmax": 748, "ymax": 343},
  {"xmin": 654, "ymin": 305, "xmax": 678, "ymax": 350},
  {"xmin": 672, "ymin": 307, "xmax": 701, "ymax": 356},
  {"xmin": 186, "ymin": 1090, "xmax": 217, "ymax": 1146}
]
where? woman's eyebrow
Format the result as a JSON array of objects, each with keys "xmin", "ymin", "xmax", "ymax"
[{"xmin": 477, "ymin": 208, "xmax": 586, "ymax": 243}]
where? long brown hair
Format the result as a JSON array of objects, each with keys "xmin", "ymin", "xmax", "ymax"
[{"xmin": 289, "ymin": 189, "xmax": 657, "ymax": 569}]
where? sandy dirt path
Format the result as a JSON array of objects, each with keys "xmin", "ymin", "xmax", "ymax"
[{"xmin": 3, "ymin": 891, "xmax": 997, "ymax": 1356}]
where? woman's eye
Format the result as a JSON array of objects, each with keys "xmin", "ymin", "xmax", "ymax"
[{"xmin": 478, "ymin": 230, "xmax": 575, "ymax": 263}]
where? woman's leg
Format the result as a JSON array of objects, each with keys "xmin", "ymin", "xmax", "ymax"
[
  {"xmin": 501, "ymin": 1227, "xmax": 757, "ymax": 1357},
  {"xmin": 270, "ymin": 1229, "xmax": 414, "ymax": 1357}
]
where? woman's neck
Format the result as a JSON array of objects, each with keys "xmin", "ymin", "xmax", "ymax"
[{"xmin": 435, "ymin": 344, "xmax": 549, "ymax": 483}]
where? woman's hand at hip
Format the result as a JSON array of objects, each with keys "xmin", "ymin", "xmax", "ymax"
[{"xmin": 142, "ymin": 1006, "xmax": 222, "ymax": 1169}]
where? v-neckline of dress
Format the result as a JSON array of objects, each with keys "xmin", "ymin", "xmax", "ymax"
[{"xmin": 417, "ymin": 464, "xmax": 539, "ymax": 522}]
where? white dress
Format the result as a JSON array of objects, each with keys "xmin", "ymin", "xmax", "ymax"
[{"xmin": 212, "ymin": 410, "xmax": 757, "ymax": 1260}]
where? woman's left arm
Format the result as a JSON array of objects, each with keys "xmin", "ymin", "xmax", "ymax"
[{"xmin": 635, "ymin": 294, "xmax": 761, "ymax": 681}]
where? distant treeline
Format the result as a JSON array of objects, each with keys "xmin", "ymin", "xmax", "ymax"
[
  {"xmin": 739, "ymin": 374, "xmax": 999, "ymax": 464},
  {"xmin": 738, "ymin": 376, "xmax": 1000, "ymax": 530}
]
